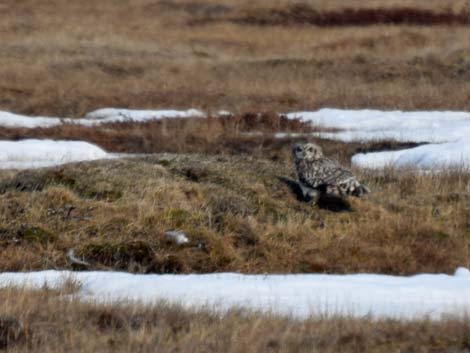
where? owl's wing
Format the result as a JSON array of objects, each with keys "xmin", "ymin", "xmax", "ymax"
[
  {"xmin": 320, "ymin": 157, "xmax": 357, "ymax": 185},
  {"xmin": 298, "ymin": 157, "xmax": 370, "ymax": 196},
  {"xmin": 298, "ymin": 158, "xmax": 355, "ymax": 188}
]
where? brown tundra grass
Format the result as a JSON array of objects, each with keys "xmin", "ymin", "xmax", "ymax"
[
  {"xmin": 0, "ymin": 119, "xmax": 468, "ymax": 275},
  {"xmin": 2, "ymin": 0, "xmax": 470, "ymax": 116},
  {"xmin": 2, "ymin": 0, "xmax": 470, "ymax": 349},
  {"xmin": 206, "ymin": 4, "xmax": 470, "ymax": 27},
  {"xmin": 0, "ymin": 113, "xmax": 312, "ymax": 154},
  {"xmin": 1, "ymin": 286, "xmax": 470, "ymax": 353}
]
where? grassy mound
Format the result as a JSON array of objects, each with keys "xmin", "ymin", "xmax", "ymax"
[{"xmin": 0, "ymin": 151, "xmax": 468, "ymax": 275}]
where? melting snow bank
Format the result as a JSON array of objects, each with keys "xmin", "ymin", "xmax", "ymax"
[
  {"xmin": 352, "ymin": 138, "xmax": 470, "ymax": 170},
  {"xmin": 0, "ymin": 140, "xmax": 112, "ymax": 169},
  {"xmin": 2, "ymin": 269, "xmax": 470, "ymax": 320},
  {"xmin": 287, "ymin": 109, "xmax": 470, "ymax": 143},
  {"xmin": 287, "ymin": 109, "xmax": 470, "ymax": 171},
  {"xmin": 0, "ymin": 109, "xmax": 206, "ymax": 128},
  {"xmin": 83, "ymin": 108, "xmax": 206, "ymax": 124},
  {"xmin": 3, "ymin": 108, "xmax": 470, "ymax": 144},
  {"xmin": 0, "ymin": 111, "xmax": 64, "ymax": 128}
]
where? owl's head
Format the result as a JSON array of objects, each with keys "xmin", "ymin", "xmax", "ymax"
[{"xmin": 292, "ymin": 142, "xmax": 323, "ymax": 161}]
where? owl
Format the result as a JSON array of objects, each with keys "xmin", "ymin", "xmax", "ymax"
[{"xmin": 292, "ymin": 142, "xmax": 370, "ymax": 203}]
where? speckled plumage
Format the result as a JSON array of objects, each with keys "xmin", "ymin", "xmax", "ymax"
[{"xmin": 292, "ymin": 143, "xmax": 370, "ymax": 202}]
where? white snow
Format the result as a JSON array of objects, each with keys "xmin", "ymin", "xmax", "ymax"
[
  {"xmin": 0, "ymin": 109, "xmax": 206, "ymax": 129},
  {"xmin": 455, "ymin": 268, "xmax": 470, "ymax": 277},
  {"xmin": 352, "ymin": 138, "xmax": 470, "ymax": 170},
  {"xmin": 3, "ymin": 108, "xmax": 470, "ymax": 143},
  {"xmin": 83, "ymin": 108, "xmax": 206, "ymax": 124},
  {"xmin": 2, "ymin": 269, "xmax": 470, "ymax": 320},
  {"xmin": 286, "ymin": 109, "xmax": 470, "ymax": 171},
  {"xmin": 0, "ymin": 111, "xmax": 63, "ymax": 129},
  {"xmin": 217, "ymin": 110, "xmax": 233, "ymax": 117},
  {"xmin": 3, "ymin": 108, "xmax": 470, "ymax": 171},
  {"xmin": 287, "ymin": 109, "xmax": 470, "ymax": 143},
  {"xmin": 0, "ymin": 139, "xmax": 111, "ymax": 169}
]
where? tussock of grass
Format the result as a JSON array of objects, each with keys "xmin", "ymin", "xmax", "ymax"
[
  {"xmin": 0, "ymin": 148, "xmax": 469, "ymax": 275},
  {"xmin": 1, "ymin": 287, "xmax": 470, "ymax": 352}
]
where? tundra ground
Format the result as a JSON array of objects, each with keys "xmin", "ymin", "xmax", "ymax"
[
  {"xmin": 1, "ymin": 0, "xmax": 470, "ymax": 116},
  {"xmin": 0, "ymin": 127, "xmax": 468, "ymax": 275},
  {"xmin": 2, "ymin": 0, "xmax": 470, "ymax": 350},
  {"xmin": 2, "ymin": 286, "xmax": 470, "ymax": 353}
]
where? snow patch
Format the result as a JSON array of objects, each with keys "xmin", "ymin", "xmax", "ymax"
[
  {"xmin": 2, "ymin": 270, "xmax": 470, "ymax": 319},
  {"xmin": 352, "ymin": 138, "xmax": 470, "ymax": 170},
  {"xmin": 455, "ymin": 268, "xmax": 470, "ymax": 277},
  {"xmin": 287, "ymin": 108, "xmax": 470, "ymax": 143},
  {"xmin": 0, "ymin": 111, "xmax": 63, "ymax": 129},
  {"xmin": 0, "ymin": 139, "xmax": 112, "ymax": 169},
  {"xmin": 0, "ymin": 109, "xmax": 206, "ymax": 129},
  {"xmin": 83, "ymin": 108, "xmax": 206, "ymax": 124}
]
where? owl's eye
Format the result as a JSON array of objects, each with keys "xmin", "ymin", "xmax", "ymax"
[{"xmin": 295, "ymin": 147, "xmax": 302, "ymax": 152}]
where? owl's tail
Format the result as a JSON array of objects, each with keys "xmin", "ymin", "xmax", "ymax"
[{"xmin": 351, "ymin": 183, "xmax": 371, "ymax": 197}]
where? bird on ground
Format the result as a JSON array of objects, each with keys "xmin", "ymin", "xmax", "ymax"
[{"xmin": 292, "ymin": 142, "xmax": 370, "ymax": 203}]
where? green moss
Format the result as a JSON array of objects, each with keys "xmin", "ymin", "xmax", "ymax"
[
  {"xmin": 166, "ymin": 209, "xmax": 192, "ymax": 227},
  {"xmin": 81, "ymin": 188, "xmax": 123, "ymax": 201},
  {"xmin": 19, "ymin": 226, "xmax": 57, "ymax": 244},
  {"xmin": 48, "ymin": 169, "xmax": 77, "ymax": 188},
  {"xmin": 433, "ymin": 231, "xmax": 450, "ymax": 240}
]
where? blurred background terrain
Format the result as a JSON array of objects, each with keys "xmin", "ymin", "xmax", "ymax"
[{"xmin": 1, "ymin": 0, "xmax": 470, "ymax": 116}]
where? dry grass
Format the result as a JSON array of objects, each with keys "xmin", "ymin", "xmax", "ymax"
[
  {"xmin": 1, "ymin": 286, "xmax": 470, "ymax": 352},
  {"xmin": 0, "ymin": 138, "xmax": 468, "ymax": 275},
  {"xmin": 0, "ymin": 114, "xmax": 312, "ymax": 154},
  {"xmin": 1, "ymin": 0, "xmax": 470, "ymax": 116},
  {"xmin": 2, "ymin": 1, "xmax": 470, "ymax": 348},
  {"xmin": 1, "ymin": 116, "xmax": 460, "ymax": 275},
  {"xmin": 200, "ymin": 4, "xmax": 470, "ymax": 27}
]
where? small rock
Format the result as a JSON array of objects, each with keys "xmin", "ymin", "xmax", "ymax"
[
  {"xmin": 165, "ymin": 230, "xmax": 189, "ymax": 245},
  {"xmin": 66, "ymin": 249, "xmax": 91, "ymax": 270}
]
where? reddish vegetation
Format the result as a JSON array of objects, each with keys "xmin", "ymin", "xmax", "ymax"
[
  {"xmin": 227, "ymin": 5, "xmax": 470, "ymax": 27},
  {"xmin": 2, "ymin": 0, "xmax": 470, "ymax": 115},
  {"xmin": 0, "ymin": 113, "xmax": 311, "ymax": 154}
]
